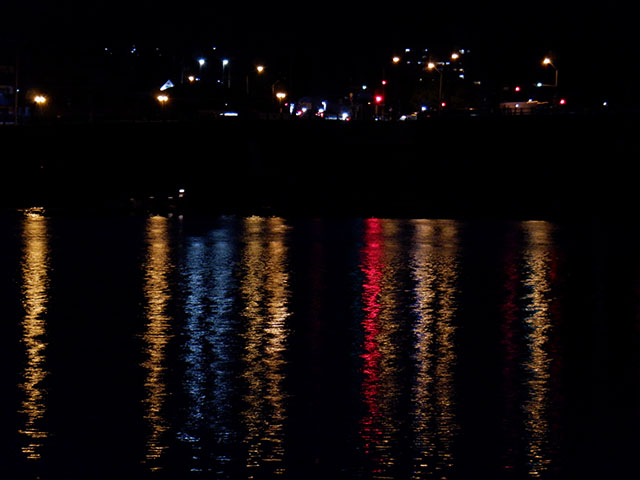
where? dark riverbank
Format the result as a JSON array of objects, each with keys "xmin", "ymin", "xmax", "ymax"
[{"xmin": 1, "ymin": 115, "xmax": 637, "ymax": 219}]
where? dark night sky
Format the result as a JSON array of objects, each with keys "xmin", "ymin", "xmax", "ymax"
[{"xmin": 2, "ymin": 1, "xmax": 637, "ymax": 104}]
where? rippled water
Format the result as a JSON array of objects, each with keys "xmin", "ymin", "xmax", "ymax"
[{"xmin": 1, "ymin": 211, "xmax": 638, "ymax": 479}]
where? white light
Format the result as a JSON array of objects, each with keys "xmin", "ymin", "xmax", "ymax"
[
  {"xmin": 405, "ymin": 48, "xmax": 411, "ymax": 52},
  {"xmin": 603, "ymin": 101, "xmax": 608, "ymax": 106},
  {"xmin": 198, "ymin": 58, "xmax": 205, "ymax": 66},
  {"xmin": 322, "ymin": 101, "xmax": 327, "ymax": 111},
  {"xmin": 362, "ymin": 85, "xmax": 367, "ymax": 90},
  {"xmin": 421, "ymin": 106, "xmax": 427, "ymax": 111},
  {"xmin": 221, "ymin": 112, "xmax": 238, "ymax": 117},
  {"xmin": 537, "ymin": 82, "xmax": 543, "ymax": 87},
  {"xmin": 341, "ymin": 112, "xmax": 349, "ymax": 121},
  {"xmin": 222, "ymin": 59, "xmax": 229, "ymax": 66},
  {"xmin": 179, "ymin": 188, "xmax": 185, "ymax": 194},
  {"xmin": 459, "ymin": 74, "xmax": 465, "ymax": 79},
  {"xmin": 160, "ymin": 80, "xmax": 174, "ymax": 91}
]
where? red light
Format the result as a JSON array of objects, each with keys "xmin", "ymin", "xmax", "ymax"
[
  {"xmin": 515, "ymin": 86, "xmax": 520, "ymax": 92},
  {"xmin": 441, "ymin": 102, "xmax": 446, "ymax": 108},
  {"xmin": 559, "ymin": 98, "xmax": 566, "ymax": 105},
  {"xmin": 381, "ymin": 80, "xmax": 387, "ymax": 85},
  {"xmin": 375, "ymin": 95, "xmax": 384, "ymax": 104}
]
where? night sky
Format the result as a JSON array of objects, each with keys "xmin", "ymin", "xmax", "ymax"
[{"xmin": 2, "ymin": 1, "xmax": 637, "ymax": 104}]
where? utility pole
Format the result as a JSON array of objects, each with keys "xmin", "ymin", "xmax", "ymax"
[{"xmin": 14, "ymin": 50, "xmax": 19, "ymax": 125}]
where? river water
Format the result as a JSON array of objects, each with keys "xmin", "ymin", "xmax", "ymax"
[{"xmin": 1, "ymin": 210, "xmax": 638, "ymax": 479}]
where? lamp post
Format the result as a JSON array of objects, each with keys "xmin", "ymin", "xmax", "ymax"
[
  {"xmin": 157, "ymin": 94, "xmax": 169, "ymax": 120},
  {"xmin": 275, "ymin": 91, "xmax": 286, "ymax": 115},
  {"xmin": 247, "ymin": 64, "xmax": 265, "ymax": 95},
  {"xmin": 542, "ymin": 57, "xmax": 558, "ymax": 87},
  {"xmin": 427, "ymin": 62, "xmax": 443, "ymax": 103},
  {"xmin": 222, "ymin": 59, "xmax": 230, "ymax": 88},
  {"xmin": 33, "ymin": 94, "xmax": 47, "ymax": 122}
]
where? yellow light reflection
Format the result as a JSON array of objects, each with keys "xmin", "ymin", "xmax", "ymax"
[
  {"xmin": 19, "ymin": 207, "xmax": 50, "ymax": 461},
  {"xmin": 410, "ymin": 219, "xmax": 459, "ymax": 478},
  {"xmin": 522, "ymin": 220, "xmax": 554, "ymax": 478},
  {"xmin": 141, "ymin": 215, "xmax": 173, "ymax": 470},
  {"xmin": 240, "ymin": 216, "xmax": 290, "ymax": 478}
]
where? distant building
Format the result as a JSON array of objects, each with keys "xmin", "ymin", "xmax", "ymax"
[{"xmin": 0, "ymin": 65, "xmax": 16, "ymax": 124}]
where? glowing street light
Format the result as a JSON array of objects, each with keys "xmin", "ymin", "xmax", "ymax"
[
  {"xmin": 222, "ymin": 59, "xmax": 230, "ymax": 87},
  {"xmin": 275, "ymin": 91, "xmax": 286, "ymax": 114},
  {"xmin": 542, "ymin": 57, "xmax": 558, "ymax": 87},
  {"xmin": 156, "ymin": 94, "xmax": 169, "ymax": 104},
  {"xmin": 198, "ymin": 58, "xmax": 206, "ymax": 67},
  {"xmin": 451, "ymin": 52, "xmax": 460, "ymax": 60},
  {"xmin": 427, "ymin": 62, "xmax": 443, "ymax": 101},
  {"xmin": 34, "ymin": 95, "xmax": 47, "ymax": 105},
  {"xmin": 392, "ymin": 56, "xmax": 401, "ymax": 63},
  {"xmin": 256, "ymin": 65, "xmax": 264, "ymax": 73}
]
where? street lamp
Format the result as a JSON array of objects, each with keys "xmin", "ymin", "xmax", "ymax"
[
  {"xmin": 222, "ymin": 59, "xmax": 230, "ymax": 87},
  {"xmin": 275, "ymin": 91, "xmax": 286, "ymax": 114},
  {"xmin": 542, "ymin": 57, "xmax": 558, "ymax": 87},
  {"xmin": 427, "ymin": 62, "xmax": 443, "ymax": 102},
  {"xmin": 247, "ymin": 65, "xmax": 265, "ymax": 95}
]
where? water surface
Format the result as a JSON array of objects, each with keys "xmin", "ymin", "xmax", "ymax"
[{"xmin": 1, "ymin": 211, "xmax": 638, "ymax": 479}]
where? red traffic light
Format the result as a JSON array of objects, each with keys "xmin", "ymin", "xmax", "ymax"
[
  {"xmin": 515, "ymin": 86, "xmax": 521, "ymax": 92},
  {"xmin": 559, "ymin": 98, "xmax": 566, "ymax": 105},
  {"xmin": 375, "ymin": 95, "xmax": 384, "ymax": 104}
]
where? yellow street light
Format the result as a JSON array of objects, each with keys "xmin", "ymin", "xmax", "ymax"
[
  {"xmin": 256, "ymin": 65, "xmax": 265, "ymax": 73},
  {"xmin": 542, "ymin": 57, "xmax": 558, "ymax": 87},
  {"xmin": 34, "ymin": 95, "xmax": 47, "ymax": 105},
  {"xmin": 157, "ymin": 94, "xmax": 169, "ymax": 104},
  {"xmin": 451, "ymin": 52, "xmax": 460, "ymax": 60},
  {"xmin": 427, "ymin": 62, "xmax": 443, "ymax": 101},
  {"xmin": 392, "ymin": 56, "xmax": 401, "ymax": 63},
  {"xmin": 275, "ymin": 91, "xmax": 286, "ymax": 114}
]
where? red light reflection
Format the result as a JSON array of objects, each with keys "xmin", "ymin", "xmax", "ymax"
[{"xmin": 359, "ymin": 218, "xmax": 384, "ymax": 467}]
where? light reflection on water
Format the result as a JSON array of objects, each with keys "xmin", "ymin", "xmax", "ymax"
[
  {"xmin": 19, "ymin": 207, "xmax": 50, "ymax": 461},
  {"xmin": 240, "ymin": 216, "xmax": 290, "ymax": 478},
  {"xmin": 359, "ymin": 218, "xmax": 404, "ymax": 478},
  {"xmin": 4, "ymin": 214, "xmax": 589, "ymax": 478},
  {"xmin": 141, "ymin": 215, "xmax": 173, "ymax": 470},
  {"xmin": 178, "ymin": 216, "xmax": 239, "ymax": 474},
  {"xmin": 410, "ymin": 219, "xmax": 459, "ymax": 479},
  {"xmin": 499, "ymin": 220, "xmax": 562, "ymax": 478},
  {"xmin": 521, "ymin": 221, "xmax": 557, "ymax": 478}
]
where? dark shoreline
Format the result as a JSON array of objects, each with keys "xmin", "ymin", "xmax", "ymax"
[{"xmin": 1, "ymin": 115, "xmax": 637, "ymax": 220}]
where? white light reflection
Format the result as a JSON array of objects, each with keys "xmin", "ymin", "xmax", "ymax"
[
  {"xmin": 409, "ymin": 219, "xmax": 460, "ymax": 479},
  {"xmin": 178, "ymin": 219, "xmax": 238, "ymax": 473},
  {"xmin": 19, "ymin": 207, "xmax": 50, "ymax": 461}
]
